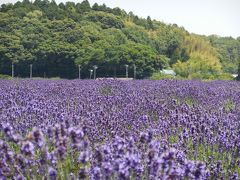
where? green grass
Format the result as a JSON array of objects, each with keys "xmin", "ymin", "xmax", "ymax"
[
  {"xmin": 224, "ymin": 99, "xmax": 235, "ymax": 112},
  {"xmin": 99, "ymin": 86, "xmax": 113, "ymax": 96}
]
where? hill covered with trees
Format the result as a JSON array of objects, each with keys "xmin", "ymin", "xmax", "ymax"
[{"xmin": 0, "ymin": 0, "xmax": 239, "ymax": 79}]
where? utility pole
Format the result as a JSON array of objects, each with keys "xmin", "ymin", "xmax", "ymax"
[
  {"xmin": 125, "ymin": 64, "xmax": 128, "ymax": 78},
  {"xmin": 11, "ymin": 63, "xmax": 14, "ymax": 78},
  {"xmin": 93, "ymin": 65, "xmax": 98, "ymax": 80},
  {"xmin": 133, "ymin": 64, "xmax": 136, "ymax": 79},
  {"xmin": 89, "ymin": 69, "xmax": 93, "ymax": 79},
  {"xmin": 78, "ymin": 65, "xmax": 81, "ymax": 79},
  {"xmin": 30, "ymin": 64, "xmax": 33, "ymax": 79}
]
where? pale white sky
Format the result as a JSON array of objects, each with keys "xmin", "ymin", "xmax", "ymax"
[{"xmin": 1, "ymin": 0, "xmax": 240, "ymax": 38}]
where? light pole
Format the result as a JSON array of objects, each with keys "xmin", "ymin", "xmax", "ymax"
[
  {"xmin": 93, "ymin": 65, "xmax": 98, "ymax": 80},
  {"xmin": 11, "ymin": 63, "xmax": 14, "ymax": 78},
  {"xmin": 133, "ymin": 64, "xmax": 136, "ymax": 79},
  {"xmin": 89, "ymin": 69, "xmax": 93, "ymax": 79},
  {"xmin": 30, "ymin": 64, "xmax": 33, "ymax": 79},
  {"xmin": 78, "ymin": 65, "xmax": 81, "ymax": 79},
  {"xmin": 125, "ymin": 64, "xmax": 128, "ymax": 78}
]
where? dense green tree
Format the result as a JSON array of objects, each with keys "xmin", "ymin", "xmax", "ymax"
[
  {"xmin": 111, "ymin": 7, "xmax": 127, "ymax": 17},
  {"xmin": 122, "ymin": 25, "xmax": 150, "ymax": 45},
  {"xmin": 208, "ymin": 35, "xmax": 240, "ymax": 74},
  {"xmin": 0, "ymin": 3, "xmax": 13, "ymax": 12},
  {"xmin": 85, "ymin": 11, "xmax": 124, "ymax": 29},
  {"xmin": 146, "ymin": 16, "xmax": 154, "ymax": 30},
  {"xmin": 76, "ymin": 0, "xmax": 91, "ymax": 14}
]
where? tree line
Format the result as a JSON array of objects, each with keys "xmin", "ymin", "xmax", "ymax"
[{"xmin": 0, "ymin": 0, "xmax": 239, "ymax": 79}]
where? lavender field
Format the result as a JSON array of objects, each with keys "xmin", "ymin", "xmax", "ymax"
[{"xmin": 0, "ymin": 79, "xmax": 240, "ymax": 179}]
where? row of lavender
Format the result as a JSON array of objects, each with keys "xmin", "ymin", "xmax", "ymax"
[{"xmin": 0, "ymin": 79, "xmax": 240, "ymax": 179}]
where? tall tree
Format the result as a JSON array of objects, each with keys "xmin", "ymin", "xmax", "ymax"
[{"xmin": 146, "ymin": 16, "xmax": 154, "ymax": 30}]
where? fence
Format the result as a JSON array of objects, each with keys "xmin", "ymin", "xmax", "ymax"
[{"xmin": 6, "ymin": 63, "xmax": 137, "ymax": 79}]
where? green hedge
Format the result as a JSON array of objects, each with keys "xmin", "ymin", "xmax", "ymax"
[
  {"xmin": 150, "ymin": 72, "xmax": 175, "ymax": 80},
  {"xmin": 0, "ymin": 74, "xmax": 11, "ymax": 79}
]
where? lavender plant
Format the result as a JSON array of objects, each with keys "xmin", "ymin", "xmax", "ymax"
[{"xmin": 0, "ymin": 79, "xmax": 239, "ymax": 179}]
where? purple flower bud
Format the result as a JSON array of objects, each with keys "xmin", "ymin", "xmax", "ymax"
[
  {"xmin": 15, "ymin": 174, "xmax": 25, "ymax": 180},
  {"xmin": 78, "ymin": 150, "xmax": 90, "ymax": 164},
  {"xmin": 56, "ymin": 145, "xmax": 66, "ymax": 160},
  {"xmin": 21, "ymin": 141, "xmax": 34, "ymax": 156},
  {"xmin": 48, "ymin": 167, "xmax": 57, "ymax": 180},
  {"xmin": 92, "ymin": 166, "xmax": 102, "ymax": 179},
  {"xmin": 230, "ymin": 172, "xmax": 238, "ymax": 180},
  {"xmin": 31, "ymin": 128, "xmax": 45, "ymax": 147}
]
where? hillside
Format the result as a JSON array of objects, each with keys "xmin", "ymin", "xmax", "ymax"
[{"xmin": 0, "ymin": 0, "xmax": 239, "ymax": 79}]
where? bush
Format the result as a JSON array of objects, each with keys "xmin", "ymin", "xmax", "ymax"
[
  {"xmin": 188, "ymin": 72, "xmax": 234, "ymax": 80},
  {"xmin": 215, "ymin": 73, "xmax": 234, "ymax": 80},
  {"xmin": 188, "ymin": 73, "xmax": 215, "ymax": 80},
  {"xmin": 188, "ymin": 72, "xmax": 203, "ymax": 80},
  {"xmin": 0, "ymin": 74, "xmax": 11, "ymax": 79},
  {"xmin": 150, "ymin": 72, "xmax": 175, "ymax": 80}
]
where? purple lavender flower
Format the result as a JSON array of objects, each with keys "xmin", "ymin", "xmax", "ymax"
[
  {"xmin": 21, "ymin": 141, "xmax": 34, "ymax": 156},
  {"xmin": 48, "ymin": 166, "xmax": 57, "ymax": 180},
  {"xmin": 0, "ymin": 80, "xmax": 239, "ymax": 179},
  {"xmin": 78, "ymin": 150, "xmax": 90, "ymax": 164},
  {"xmin": 92, "ymin": 166, "xmax": 102, "ymax": 179}
]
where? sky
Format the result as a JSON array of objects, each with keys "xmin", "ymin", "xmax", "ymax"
[{"xmin": 1, "ymin": 0, "xmax": 240, "ymax": 38}]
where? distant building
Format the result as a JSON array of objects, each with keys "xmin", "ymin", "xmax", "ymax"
[
  {"xmin": 232, "ymin": 74, "xmax": 238, "ymax": 78},
  {"xmin": 160, "ymin": 69, "xmax": 176, "ymax": 76},
  {"xmin": 97, "ymin": 78, "xmax": 133, "ymax": 80}
]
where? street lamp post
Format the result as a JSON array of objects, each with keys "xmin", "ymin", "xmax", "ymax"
[
  {"xmin": 78, "ymin": 65, "xmax": 81, "ymax": 79},
  {"xmin": 93, "ymin": 65, "xmax": 98, "ymax": 80},
  {"xmin": 133, "ymin": 64, "xmax": 136, "ymax": 79},
  {"xmin": 89, "ymin": 69, "xmax": 93, "ymax": 79},
  {"xmin": 30, "ymin": 64, "xmax": 33, "ymax": 79},
  {"xmin": 11, "ymin": 63, "xmax": 14, "ymax": 78},
  {"xmin": 125, "ymin": 64, "xmax": 129, "ymax": 78}
]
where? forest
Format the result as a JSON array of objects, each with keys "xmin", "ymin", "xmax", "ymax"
[{"xmin": 0, "ymin": 0, "xmax": 240, "ymax": 79}]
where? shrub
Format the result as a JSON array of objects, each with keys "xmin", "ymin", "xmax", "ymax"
[
  {"xmin": 150, "ymin": 72, "xmax": 175, "ymax": 80},
  {"xmin": 215, "ymin": 73, "xmax": 234, "ymax": 80},
  {"xmin": 0, "ymin": 74, "xmax": 11, "ymax": 79}
]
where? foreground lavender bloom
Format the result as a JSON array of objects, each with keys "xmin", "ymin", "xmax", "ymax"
[
  {"xmin": 48, "ymin": 167, "xmax": 57, "ymax": 180},
  {"xmin": 1, "ymin": 123, "xmax": 13, "ymax": 136},
  {"xmin": 230, "ymin": 172, "xmax": 239, "ymax": 180},
  {"xmin": 21, "ymin": 141, "xmax": 34, "ymax": 156},
  {"xmin": 0, "ymin": 79, "xmax": 239, "ymax": 179},
  {"xmin": 15, "ymin": 174, "xmax": 25, "ymax": 180},
  {"xmin": 30, "ymin": 128, "xmax": 45, "ymax": 147},
  {"xmin": 78, "ymin": 150, "xmax": 90, "ymax": 164},
  {"xmin": 92, "ymin": 166, "xmax": 102, "ymax": 180}
]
